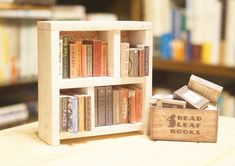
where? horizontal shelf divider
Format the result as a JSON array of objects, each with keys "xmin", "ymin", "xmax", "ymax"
[
  {"xmin": 60, "ymin": 122, "xmax": 144, "ymax": 140},
  {"xmin": 60, "ymin": 77, "xmax": 146, "ymax": 89}
]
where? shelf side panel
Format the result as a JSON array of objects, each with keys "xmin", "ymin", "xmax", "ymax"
[
  {"xmin": 38, "ymin": 29, "xmax": 60, "ymax": 146},
  {"xmin": 143, "ymin": 29, "xmax": 153, "ymax": 135}
]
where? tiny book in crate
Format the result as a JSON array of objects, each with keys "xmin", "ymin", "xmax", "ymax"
[{"xmin": 150, "ymin": 74, "xmax": 223, "ymax": 143}]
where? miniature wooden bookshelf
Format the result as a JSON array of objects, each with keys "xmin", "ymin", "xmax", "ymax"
[{"xmin": 38, "ymin": 21, "xmax": 152, "ymax": 145}]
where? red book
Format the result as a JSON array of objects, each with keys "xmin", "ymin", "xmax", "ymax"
[
  {"xmin": 119, "ymin": 88, "xmax": 129, "ymax": 123},
  {"xmin": 101, "ymin": 41, "xmax": 108, "ymax": 76},
  {"xmin": 128, "ymin": 89, "xmax": 136, "ymax": 123},
  {"xmin": 81, "ymin": 44, "xmax": 87, "ymax": 77},
  {"xmin": 138, "ymin": 48, "xmax": 145, "ymax": 77},
  {"xmin": 133, "ymin": 87, "xmax": 142, "ymax": 122}
]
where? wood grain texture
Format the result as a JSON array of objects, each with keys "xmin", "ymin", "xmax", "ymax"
[
  {"xmin": 0, "ymin": 116, "xmax": 234, "ymax": 166},
  {"xmin": 150, "ymin": 108, "xmax": 218, "ymax": 142}
]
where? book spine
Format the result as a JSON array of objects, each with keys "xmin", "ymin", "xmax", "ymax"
[
  {"xmin": 60, "ymin": 96, "xmax": 68, "ymax": 132},
  {"xmin": 112, "ymin": 89, "xmax": 120, "ymax": 124},
  {"xmin": 97, "ymin": 86, "xmax": 106, "ymax": 126},
  {"xmin": 67, "ymin": 96, "xmax": 73, "ymax": 133},
  {"xmin": 95, "ymin": 87, "xmax": 98, "ymax": 126},
  {"xmin": 135, "ymin": 88, "xmax": 142, "ymax": 122},
  {"xmin": 138, "ymin": 48, "xmax": 145, "ymax": 77},
  {"xmin": 128, "ymin": 89, "xmax": 136, "ymax": 123},
  {"xmin": 81, "ymin": 44, "xmax": 87, "ymax": 77},
  {"xmin": 105, "ymin": 86, "xmax": 113, "ymax": 125},
  {"xmin": 134, "ymin": 49, "xmax": 139, "ymax": 77},
  {"xmin": 101, "ymin": 41, "xmax": 108, "ymax": 76},
  {"xmin": 59, "ymin": 39, "xmax": 63, "ymax": 78},
  {"xmin": 120, "ymin": 42, "xmax": 130, "ymax": 77},
  {"xmin": 119, "ymin": 88, "xmax": 129, "ymax": 123},
  {"xmin": 85, "ymin": 96, "xmax": 91, "ymax": 131},
  {"xmin": 62, "ymin": 36, "xmax": 69, "ymax": 78},
  {"xmin": 93, "ymin": 40, "xmax": 102, "ymax": 76},
  {"xmin": 72, "ymin": 97, "xmax": 78, "ymax": 133},
  {"xmin": 78, "ymin": 96, "xmax": 85, "ymax": 131},
  {"xmin": 144, "ymin": 46, "xmax": 149, "ymax": 76},
  {"xmin": 76, "ymin": 41, "xmax": 82, "ymax": 77},
  {"xmin": 128, "ymin": 48, "xmax": 138, "ymax": 77},
  {"xmin": 191, "ymin": 44, "xmax": 202, "ymax": 62},
  {"xmin": 69, "ymin": 43, "xmax": 76, "ymax": 78},
  {"xmin": 86, "ymin": 44, "xmax": 93, "ymax": 77}
]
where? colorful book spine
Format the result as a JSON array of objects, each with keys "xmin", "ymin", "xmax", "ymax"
[
  {"xmin": 67, "ymin": 96, "xmax": 74, "ymax": 133},
  {"xmin": 134, "ymin": 87, "xmax": 142, "ymax": 122},
  {"xmin": 128, "ymin": 89, "xmax": 136, "ymax": 123},
  {"xmin": 93, "ymin": 40, "xmax": 102, "ymax": 76},
  {"xmin": 85, "ymin": 96, "xmax": 91, "ymax": 131},
  {"xmin": 60, "ymin": 96, "xmax": 68, "ymax": 132},
  {"xmin": 119, "ymin": 88, "xmax": 129, "ymax": 123},
  {"xmin": 76, "ymin": 41, "xmax": 82, "ymax": 77},
  {"xmin": 105, "ymin": 86, "xmax": 113, "ymax": 125},
  {"xmin": 138, "ymin": 48, "xmax": 145, "ymax": 77},
  {"xmin": 159, "ymin": 33, "xmax": 172, "ymax": 59},
  {"xmin": 59, "ymin": 39, "xmax": 63, "ymax": 78},
  {"xmin": 120, "ymin": 42, "xmax": 130, "ymax": 77},
  {"xmin": 69, "ymin": 42, "xmax": 77, "ymax": 78},
  {"xmin": 62, "ymin": 36, "xmax": 69, "ymax": 78},
  {"xmin": 144, "ymin": 46, "xmax": 149, "ymax": 76},
  {"xmin": 96, "ymin": 86, "xmax": 106, "ymax": 126},
  {"xmin": 81, "ymin": 44, "xmax": 87, "ymax": 77},
  {"xmin": 77, "ymin": 95, "xmax": 85, "ymax": 131},
  {"xmin": 113, "ymin": 89, "xmax": 120, "ymax": 124},
  {"xmin": 101, "ymin": 41, "xmax": 108, "ymax": 76}
]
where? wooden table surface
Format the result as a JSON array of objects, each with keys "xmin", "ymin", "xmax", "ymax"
[{"xmin": 0, "ymin": 116, "xmax": 235, "ymax": 166}]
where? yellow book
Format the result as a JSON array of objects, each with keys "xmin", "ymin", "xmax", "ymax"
[
  {"xmin": 77, "ymin": 95, "xmax": 85, "ymax": 131},
  {"xmin": 172, "ymin": 39, "xmax": 185, "ymax": 62},
  {"xmin": 202, "ymin": 42, "xmax": 212, "ymax": 64}
]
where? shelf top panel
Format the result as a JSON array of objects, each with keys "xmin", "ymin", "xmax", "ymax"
[
  {"xmin": 153, "ymin": 57, "xmax": 235, "ymax": 78},
  {"xmin": 37, "ymin": 21, "xmax": 152, "ymax": 31}
]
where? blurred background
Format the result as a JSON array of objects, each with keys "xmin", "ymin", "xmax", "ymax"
[{"xmin": 0, "ymin": 0, "xmax": 234, "ymax": 129}]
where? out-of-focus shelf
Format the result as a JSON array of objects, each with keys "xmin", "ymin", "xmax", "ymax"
[
  {"xmin": 0, "ymin": 77, "xmax": 37, "ymax": 89},
  {"xmin": 0, "ymin": 3, "xmax": 50, "ymax": 10},
  {"xmin": 153, "ymin": 57, "xmax": 235, "ymax": 78}
]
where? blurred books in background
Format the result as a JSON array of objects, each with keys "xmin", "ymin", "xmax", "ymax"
[{"xmin": 144, "ymin": 0, "xmax": 235, "ymax": 67}]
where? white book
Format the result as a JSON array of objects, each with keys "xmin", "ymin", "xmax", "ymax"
[{"xmin": 225, "ymin": 0, "xmax": 235, "ymax": 67}]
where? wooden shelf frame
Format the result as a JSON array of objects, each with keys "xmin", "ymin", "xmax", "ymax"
[
  {"xmin": 38, "ymin": 21, "xmax": 152, "ymax": 145},
  {"xmin": 153, "ymin": 57, "xmax": 235, "ymax": 78}
]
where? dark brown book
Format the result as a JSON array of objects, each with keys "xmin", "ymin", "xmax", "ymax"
[
  {"xmin": 105, "ymin": 86, "xmax": 113, "ymax": 125},
  {"xmin": 173, "ymin": 85, "xmax": 210, "ymax": 109},
  {"xmin": 192, "ymin": 44, "xmax": 202, "ymax": 62},
  {"xmin": 85, "ymin": 96, "xmax": 91, "ymax": 131},
  {"xmin": 62, "ymin": 36, "xmax": 69, "ymax": 78},
  {"xmin": 96, "ymin": 86, "xmax": 106, "ymax": 126},
  {"xmin": 119, "ymin": 87, "xmax": 129, "ymax": 123},
  {"xmin": 144, "ymin": 46, "xmax": 149, "ymax": 76}
]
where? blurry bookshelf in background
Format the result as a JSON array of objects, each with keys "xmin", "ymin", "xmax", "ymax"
[
  {"xmin": 144, "ymin": 0, "xmax": 235, "ymax": 67},
  {"xmin": 0, "ymin": 5, "xmax": 86, "ymax": 84}
]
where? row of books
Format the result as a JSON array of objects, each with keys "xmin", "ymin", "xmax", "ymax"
[
  {"xmin": 0, "ymin": 20, "xmax": 37, "ymax": 83},
  {"xmin": 59, "ymin": 36, "xmax": 108, "ymax": 79},
  {"xmin": 60, "ymin": 94, "xmax": 91, "ymax": 133},
  {"xmin": 95, "ymin": 86, "xmax": 142, "ymax": 127},
  {"xmin": 145, "ymin": 0, "xmax": 224, "ymax": 66},
  {"xmin": 121, "ymin": 43, "xmax": 149, "ymax": 77}
]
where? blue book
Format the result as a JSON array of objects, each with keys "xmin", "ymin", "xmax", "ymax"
[
  {"xmin": 160, "ymin": 33, "xmax": 173, "ymax": 59},
  {"xmin": 185, "ymin": 30, "xmax": 192, "ymax": 62}
]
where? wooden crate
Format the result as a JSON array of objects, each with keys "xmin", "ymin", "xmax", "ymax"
[{"xmin": 150, "ymin": 107, "xmax": 218, "ymax": 142}]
